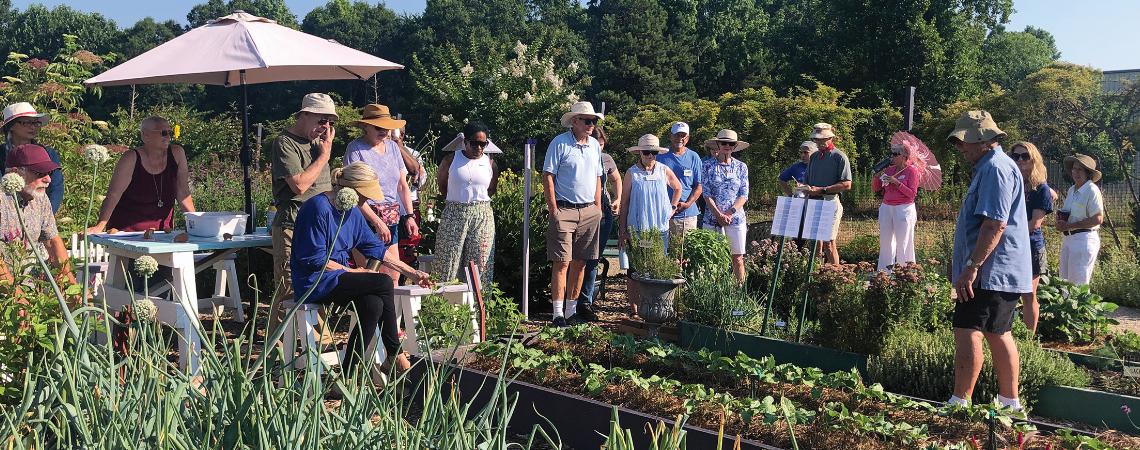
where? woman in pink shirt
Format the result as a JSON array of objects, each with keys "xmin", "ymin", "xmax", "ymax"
[{"xmin": 872, "ymin": 141, "xmax": 921, "ymax": 271}]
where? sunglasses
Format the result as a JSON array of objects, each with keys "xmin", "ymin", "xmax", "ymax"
[
  {"xmin": 718, "ymin": 141, "xmax": 736, "ymax": 147},
  {"xmin": 1010, "ymin": 152, "xmax": 1030, "ymax": 161},
  {"xmin": 15, "ymin": 120, "xmax": 42, "ymax": 127},
  {"xmin": 577, "ymin": 117, "xmax": 599, "ymax": 126},
  {"xmin": 467, "ymin": 140, "xmax": 490, "ymax": 149},
  {"xmin": 891, "ymin": 151, "xmax": 903, "ymax": 156},
  {"xmin": 151, "ymin": 129, "xmax": 174, "ymax": 137},
  {"xmin": 318, "ymin": 118, "xmax": 337, "ymax": 126},
  {"xmin": 641, "ymin": 150, "xmax": 657, "ymax": 156}
]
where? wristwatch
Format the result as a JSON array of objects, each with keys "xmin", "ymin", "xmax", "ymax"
[{"xmin": 965, "ymin": 258, "xmax": 982, "ymax": 269}]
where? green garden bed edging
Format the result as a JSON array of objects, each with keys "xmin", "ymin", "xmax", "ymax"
[
  {"xmin": 1035, "ymin": 385, "xmax": 1140, "ymax": 434},
  {"xmin": 678, "ymin": 321, "xmax": 869, "ymax": 378}
]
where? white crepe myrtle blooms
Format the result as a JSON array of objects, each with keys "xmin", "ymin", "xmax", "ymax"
[
  {"xmin": 132, "ymin": 298, "xmax": 158, "ymax": 323},
  {"xmin": 459, "ymin": 62, "xmax": 474, "ymax": 77},
  {"xmin": 82, "ymin": 144, "xmax": 110, "ymax": 164},
  {"xmin": 335, "ymin": 187, "xmax": 359, "ymax": 211},
  {"xmin": 1, "ymin": 173, "xmax": 24, "ymax": 194},
  {"xmin": 134, "ymin": 255, "xmax": 159, "ymax": 279},
  {"xmin": 498, "ymin": 91, "xmax": 509, "ymax": 100},
  {"xmin": 523, "ymin": 92, "xmax": 535, "ymax": 103},
  {"xmin": 514, "ymin": 40, "xmax": 527, "ymax": 57},
  {"xmin": 440, "ymin": 114, "xmax": 453, "ymax": 123}
]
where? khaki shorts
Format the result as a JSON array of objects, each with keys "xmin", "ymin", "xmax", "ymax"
[
  {"xmin": 546, "ymin": 204, "xmax": 602, "ymax": 261},
  {"xmin": 831, "ymin": 197, "xmax": 844, "ymax": 241},
  {"xmin": 669, "ymin": 216, "xmax": 698, "ymax": 236}
]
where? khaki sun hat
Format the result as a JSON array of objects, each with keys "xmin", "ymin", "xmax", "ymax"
[
  {"xmin": 947, "ymin": 110, "xmax": 1005, "ymax": 144},
  {"xmin": 1064, "ymin": 153, "xmax": 1102, "ymax": 183},
  {"xmin": 333, "ymin": 162, "xmax": 384, "ymax": 202},
  {"xmin": 626, "ymin": 134, "xmax": 668, "ymax": 154},
  {"xmin": 559, "ymin": 101, "xmax": 604, "ymax": 128},
  {"xmin": 704, "ymin": 129, "xmax": 750, "ymax": 152},
  {"xmin": 2, "ymin": 102, "xmax": 49, "ymax": 130},
  {"xmin": 297, "ymin": 93, "xmax": 339, "ymax": 118},
  {"xmin": 810, "ymin": 123, "xmax": 836, "ymax": 139},
  {"xmin": 354, "ymin": 103, "xmax": 406, "ymax": 130}
]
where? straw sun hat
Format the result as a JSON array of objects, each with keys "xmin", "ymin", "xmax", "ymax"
[
  {"xmin": 626, "ymin": 134, "xmax": 668, "ymax": 154},
  {"xmin": 333, "ymin": 162, "xmax": 385, "ymax": 202},
  {"xmin": 354, "ymin": 104, "xmax": 406, "ymax": 130},
  {"xmin": 559, "ymin": 101, "xmax": 604, "ymax": 128},
  {"xmin": 703, "ymin": 129, "xmax": 750, "ymax": 152},
  {"xmin": 1064, "ymin": 154, "xmax": 1102, "ymax": 183},
  {"xmin": 2, "ymin": 102, "xmax": 49, "ymax": 130}
]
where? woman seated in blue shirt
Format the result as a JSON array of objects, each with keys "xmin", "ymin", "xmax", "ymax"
[{"xmin": 291, "ymin": 162, "xmax": 431, "ymax": 374}]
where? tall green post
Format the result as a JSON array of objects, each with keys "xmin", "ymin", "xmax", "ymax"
[
  {"xmin": 794, "ymin": 240, "xmax": 818, "ymax": 342},
  {"xmin": 760, "ymin": 235, "xmax": 787, "ymax": 336}
]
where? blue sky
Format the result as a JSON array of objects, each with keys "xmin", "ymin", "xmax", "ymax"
[{"xmin": 11, "ymin": 0, "xmax": 1140, "ymax": 71}]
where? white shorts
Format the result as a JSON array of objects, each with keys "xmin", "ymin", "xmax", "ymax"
[{"xmin": 703, "ymin": 222, "xmax": 747, "ymax": 255}]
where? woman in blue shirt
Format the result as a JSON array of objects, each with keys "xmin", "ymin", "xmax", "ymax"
[
  {"xmin": 291, "ymin": 162, "xmax": 431, "ymax": 374},
  {"xmin": 1009, "ymin": 142, "xmax": 1053, "ymax": 335}
]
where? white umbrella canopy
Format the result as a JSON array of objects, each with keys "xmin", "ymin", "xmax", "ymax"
[
  {"xmin": 85, "ymin": 11, "xmax": 403, "ymax": 86},
  {"xmin": 84, "ymin": 11, "xmax": 404, "ymax": 233}
]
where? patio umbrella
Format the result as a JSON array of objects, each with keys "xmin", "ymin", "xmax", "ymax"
[
  {"xmin": 890, "ymin": 131, "xmax": 942, "ymax": 191},
  {"xmin": 85, "ymin": 11, "xmax": 404, "ymax": 231}
]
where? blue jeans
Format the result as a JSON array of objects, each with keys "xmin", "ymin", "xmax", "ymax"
[{"xmin": 579, "ymin": 206, "xmax": 614, "ymax": 305}]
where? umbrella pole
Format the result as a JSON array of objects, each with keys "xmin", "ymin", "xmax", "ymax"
[{"xmin": 240, "ymin": 70, "xmax": 255, "ymax": 234}]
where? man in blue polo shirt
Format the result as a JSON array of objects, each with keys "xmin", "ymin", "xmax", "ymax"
[
  {"xmin": 657, "ymin": 122, "xmax": 703, "ymax": 236},
  {"xmin": 543, "ymin": 101, "xmax": 604, "ymax": 327},
  {"xmin": 946, "ymin": 110, "xmax": 1031, "ymax": 412}
]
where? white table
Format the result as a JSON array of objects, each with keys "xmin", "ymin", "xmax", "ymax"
[{"xmin": 89, "ymin": 228, "xmax": 272, "ymax": 372}]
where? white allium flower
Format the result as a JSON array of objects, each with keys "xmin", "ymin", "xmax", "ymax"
[
  {"xmin": 335, "ymin": 187, "xmax": 359, "ymax": 211},
  {"xmin": 523, "ymin": 92, "xmax": 535, "ymax": 103},
  {"xmin": 498, "ymin": 91, "xmax": 509, "ymax": 101},
  {"xmin": 514, "ymin": 40, "xmax": 528, "ymax": 57},
  {"xmin": 1, "ymin": 173, "xmax": 24, "ymax": 194},
  {"xmin": 134, "ymin": 255, "xmax": 159, "ymax": 278},
  {"xmin": 82, "ymin": 144, "xmax": 110, "ymax": 164},
  {"xmin": 440, "ymin": 114, "xmax": 453, "ymax": 123},
  {"xmin": 133, "ymin": 298, "xmax": 158, "ymax": 323},
  {"xmin": 459, "ymin": 62, "xmax": 474, "ymax": 77}
]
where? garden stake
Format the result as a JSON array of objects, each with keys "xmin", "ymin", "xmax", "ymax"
[
  {"xmin": 987, "ymin": 409, "xmax": 998, "ymax": 450},
  {"xmin": 760, "ymin": 235, "xmax": 786, "ymax": 336},
  {"xmin": 794, "ymin": 240, "xmax": 817, "ymax": 342}
]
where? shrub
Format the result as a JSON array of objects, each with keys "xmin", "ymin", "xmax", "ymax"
[
  {"xmin": 491, "ymin": 170, "xmax": 550, "ymax": 301},
  {"xmin": 838, "ymin": 234, "xmax": 879, "ymax": 264},
  {"xmin": 813, "ymin": 262, "xmax": 953, "ymax": 355},
  {"xmin": 744, "ymin": 238, "xmax": 814, "ymax": 319},
  {"xmin": 678, "ymin": 271, "xmax": 763, "ymax": 333},
  {"xmin": 0, "ymin": 246, "xmax": 67, "ymax": 402},
  {"xmin": 483, "ymin": 282, "xmax": 524, "ymax": 338},
  {"xmin": 1037, "ymin": 275, "xmax": 1118, "ymax": 344},
  {"xmin": 416, "ymin": 293, "xmax": 475, "ymax": 351},
  {"xmin": 677, "ymin": 228, "xmax": 730, "ymax": 281},
  {"xmin": 1091, "ymin": 235, "xmax": 1140, "ymax": 308},
  {"xmin": 868, "ymin": 327, "xmax": 1090, "ymax": 408},
  {"xmin": 627, "ymin": 228, "xmax": 681, "ymax": 280}
]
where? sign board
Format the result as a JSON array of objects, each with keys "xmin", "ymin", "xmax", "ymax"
[
  {"xmin": 770, "ymin": 196, "xmax": 805, "ymax": 238},
  {"xmin": 769, "ymin": 196, "xmax": 838, "ymax": 242}
]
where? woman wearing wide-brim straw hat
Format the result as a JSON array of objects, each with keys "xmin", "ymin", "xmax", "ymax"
[
  {"xmin": 1056, "ymin": 153, "xmax": 1104, "ymax": 285},
  {"xmin": 701, "ymin": 129, "xmax": 750, "ymax": 282},
  {"xmin": 343, "ymin": 103, "xmax": 420, "ymax": 280},
  {"xmin": 618, "ymin": 134, "xmax": 682, "ymax": 317}
]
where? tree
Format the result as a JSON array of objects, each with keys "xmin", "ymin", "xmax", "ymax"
[
  {"xmin": 2, "ymin": 4, "xmax": 120, "ymax": 59},
  {"xmin": 118, "ymin": 18, "xmax": 185, "ymax": 59},
  {"xmin": 1023, "ymin": 25, "xmax": 1061, "ymax": 59},
  {"xmin": 587, "ymin": 0, "xmax": 691, "ymax": 111},
  {"xmin": 692, "ymin": 0, "xmax": 772, "ymax": 96},
  {"xmin": 187, "ymin": 0, "xmax": 298, "ymax": 28},
  {"xmin": 979, "ymin": 30, "xmax": 1058, "ymax": 90}
]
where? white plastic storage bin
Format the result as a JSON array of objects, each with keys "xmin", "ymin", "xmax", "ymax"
[{"xmin": 185, "ymin": 212, "xmax": 248, "ymax": 238}]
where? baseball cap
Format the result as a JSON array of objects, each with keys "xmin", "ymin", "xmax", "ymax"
[
  {"xmin": 670, "ymin": 122, "xmax": 690, "ymax": 135},
  {"xmin": 6, "ymin": 144, "xmax": 60, "ymax": 174}
]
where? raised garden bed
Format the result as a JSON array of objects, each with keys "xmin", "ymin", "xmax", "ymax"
[
  {"xmin": 678, "ymin": 320, "xmax": 1140, "ymax": 435},
  {"xmin": 449, "ymin": 325, "xmax": 1140, "ymax": 449}
]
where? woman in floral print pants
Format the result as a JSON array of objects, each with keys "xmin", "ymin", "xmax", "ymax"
[{"xmin": 431, "ymin": 122, "xmax": 499, "ymax": 292}]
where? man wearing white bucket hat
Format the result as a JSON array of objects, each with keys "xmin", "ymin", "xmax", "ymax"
[
  {"xmin": 2, "ymin": 102, "xmax": 64, "ymax": 213},
  {"xmin": 657, "ymin": 122, "xmax": 703, "ymax": 236},
  {"xmin": 543, "ymin": 101, "xmax": 605, "ymax": 327},
  {"xmin": 804, "ymin": 122, "xmax": 851, "ymax": 265},
  {"xmin": 269, "ymin": 93, "xmax": 338, "ymax": 311}
]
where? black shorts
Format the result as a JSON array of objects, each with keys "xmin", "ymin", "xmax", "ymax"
[
  {"xmin": 953, "ymin": 288, "xmax": 1021, "ymax": 334},
  {"xmin": 1031, "ymin": 246, "xmax": 1047, "ymax": 277}
]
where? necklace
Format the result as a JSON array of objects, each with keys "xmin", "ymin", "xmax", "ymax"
[{"xmin": 148, "ymin": 155, "xmax": 164, "ymax": 208}]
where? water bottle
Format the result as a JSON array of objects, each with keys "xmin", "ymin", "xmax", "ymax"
[{"xmin": 618, "ymin": 248, "xmax": 630, "ymax": 270}]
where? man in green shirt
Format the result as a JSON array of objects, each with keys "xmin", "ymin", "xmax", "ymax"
[{"xmin": 270, "ymin": 93, "xmax": 337, "ymax": 308}]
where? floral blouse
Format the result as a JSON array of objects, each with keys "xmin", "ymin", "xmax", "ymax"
[{"xmin": 701, "ymin": 157, "xmax": 749, "ymax": 227}]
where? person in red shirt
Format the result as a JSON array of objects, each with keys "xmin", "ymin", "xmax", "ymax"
[{"xmin": 872, "ymin": 141, "xmax": 920, "ymax": 271}]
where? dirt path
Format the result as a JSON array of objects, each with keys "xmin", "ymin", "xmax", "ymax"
[{"xmin": 1111, "ymin": 305, "xmax": 1140, "ymax": 335}]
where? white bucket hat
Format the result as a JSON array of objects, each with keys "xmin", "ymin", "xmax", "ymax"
[
  {"xmin": 800, "ymin": 141, "xmax": 819, "ymax": 154},
  {"xmin": 810, "ymin": 123, "xmax": 836, "ymax": 139},
  {"xmin": 2, "ymin": 102, "xmax": 49, "ymax": 130},
  {"xmin": 626, "ymin": 134, "xmax": 668, "ymax": 154},
  {"xmin": 559, "ymin": 101, "xmax": 604, "ymax": 128},
  {"xmin": 296, "ymin": 93, "xmax": 339, "ymax": 118},
  {"xmin": 703, "ymin": 129, "xmax": 750, "ymax": 152},
  {"xmin": 441, "ymin": 132, "xmax": 504, "ymax": 154}
]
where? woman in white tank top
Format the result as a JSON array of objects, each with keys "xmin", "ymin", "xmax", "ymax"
[{"xmin": 431, "ymin": 122, "xmax": 499, "ymax": 293}]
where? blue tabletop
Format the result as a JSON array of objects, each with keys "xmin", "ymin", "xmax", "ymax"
[{"xmin": 88, "ymin": 228, "xmax": 273, "ymax": 254}]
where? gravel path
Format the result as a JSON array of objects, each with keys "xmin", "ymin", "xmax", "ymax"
[{"xmin": 1111, "ymin": 305, "xmax": 1140, "ymax": 335}]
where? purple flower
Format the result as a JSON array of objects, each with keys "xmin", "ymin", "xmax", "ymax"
[{"xmin": 1123, "ymin": 405, "xmax": 1133, "ymax": 415}]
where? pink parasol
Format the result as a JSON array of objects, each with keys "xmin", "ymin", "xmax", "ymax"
[{"xmin": 890, "ymin": 131, "xmax": 942, "ymax": 191}]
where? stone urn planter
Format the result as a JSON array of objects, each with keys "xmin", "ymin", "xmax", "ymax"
[{"xmin": 630, "ymin": 273, "xmax": 686, "ymax": 324}]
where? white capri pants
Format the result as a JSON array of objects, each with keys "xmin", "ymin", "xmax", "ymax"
[
  {"xmin": 877, "ymin": 203, "xmax": 917, "ymax": 271},
  {"xmin": 1058, "ymin": 231, "xmax": 1100, "ymax": 285},
  {"xmin": 703, "ymin": 222, "xmax": 747, "ymax": 255}
]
